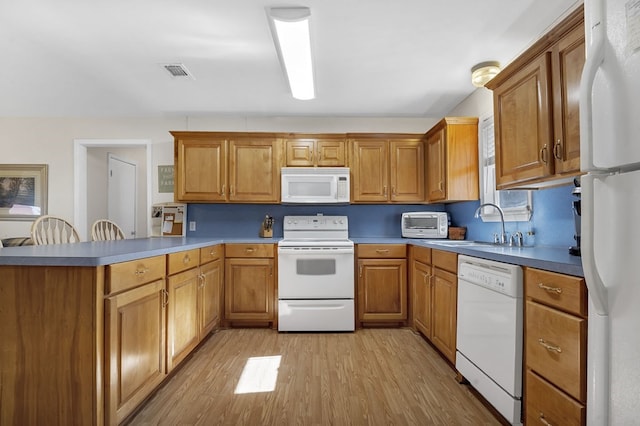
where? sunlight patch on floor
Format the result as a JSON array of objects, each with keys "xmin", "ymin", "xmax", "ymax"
[{"xmin": 234, "ymin": 355, "xmax": 282, "ymax": 394}]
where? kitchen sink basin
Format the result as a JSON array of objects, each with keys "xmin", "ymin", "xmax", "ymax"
[{"xmin": 428, "ymin": 240, "xmax": 497, "ymax": 247}]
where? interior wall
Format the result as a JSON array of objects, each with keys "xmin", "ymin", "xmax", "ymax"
[{"xmin": 0, "ymin": 115, "xmax": 437, "ymax": 239}]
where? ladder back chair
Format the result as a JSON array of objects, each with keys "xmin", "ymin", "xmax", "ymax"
[
  {"xmin": 30, "ymin": 215, "xmax": 81, "ymax": 245},
  {"xmin": 91, "ymin": 219, "xmax": 126, "ymax": 241}
]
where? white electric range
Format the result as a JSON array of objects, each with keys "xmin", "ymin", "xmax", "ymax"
[{"xmin": 277, "ymin": 215, "xmax": 354, "ymax": 332}]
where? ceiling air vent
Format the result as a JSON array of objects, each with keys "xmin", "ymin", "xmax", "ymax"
[{"xmin": 162, "ymin": 63, "xmax": 194, "ymax": 79}]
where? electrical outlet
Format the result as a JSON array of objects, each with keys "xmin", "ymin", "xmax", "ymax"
[{"xmin": 189, "ymin": 221, "xmax": 196, "ymax": 231}]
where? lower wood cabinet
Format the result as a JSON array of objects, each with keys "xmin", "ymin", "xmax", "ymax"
[
  {"xmin": 167, "ymin": 246, "xmax": 223, "ymax": 372},
  {"xmin": 167, "ymin": 267, "xmax": 200, "ymax": 372},
  {"xmin": 410, "ymin": 246, "xmax": 433, "ymax": 338},
  {"xmin": 105, "ymin": 274, "xmax": 167, "ymax": 425},
  {"xmin": 412, "ymin": 249, "xmax": 457, "ymax": 364},
  {"xmin": 524, "ymin": 267, "xmax": 587, "ymax": 425},
  {"xmin": 357, "ymin": 244, "xmax": 407, "ymax": 326},
  {"xmin": 224, "ymin": 244, "xmax": 275, "ymax": 326},
  {"xmin": 199, "ymin": 256, "xmax": 223, "ymax": 336}
]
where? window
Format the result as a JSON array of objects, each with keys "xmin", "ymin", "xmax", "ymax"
[{"xmin": 479, "ymin": 115, "xmax": 532, "ymax": 222}]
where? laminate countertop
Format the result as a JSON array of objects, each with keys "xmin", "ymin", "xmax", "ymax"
[{"xmin": 0, "ymin": 236, "xmax": 583, "ymax": 277}]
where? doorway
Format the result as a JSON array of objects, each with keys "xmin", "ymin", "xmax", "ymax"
[
  {"xmin": 108, "ymin": 154, "xmax": 137, "ymax": 238},
  {"xmin": 74, "ymin": 139, "xmax": 152, "ymax": 241}
]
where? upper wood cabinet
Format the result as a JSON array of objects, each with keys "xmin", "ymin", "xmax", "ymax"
[
  {"xmin": 486, "ymin": 6, "xmax": 584, "ymax": 189},
  {"xmin": 350, "ymin": 135, "xmax": 425, "ymax": 203},
  {"xmin": 284, "ymin": 134, "xmax": 347, "ymax": 167},
  {"xmin": 425, "ymin": 117, "xmax": 479, "ymax": 203},
  {"xmin": 172, "ymin": 132, "xmax": 282, "ymax": 203}
]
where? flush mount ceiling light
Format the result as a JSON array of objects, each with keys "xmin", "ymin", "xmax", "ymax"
[
  {"xmin": 471, "ymin": 61, "xmax": 501, "ymax": 87},
  {"xmin": 268, "ymin": 7, "xmax": 315, "ymax": 100}
]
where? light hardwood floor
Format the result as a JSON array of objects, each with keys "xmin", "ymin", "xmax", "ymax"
[{"xmin": 129, "ymin": 328, "xmax": 501, "ymax": 426}]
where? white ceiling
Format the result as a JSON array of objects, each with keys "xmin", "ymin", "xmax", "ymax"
[{"xmin": 0, "ymin": 0, "xmax": 582, "ymax": 118}]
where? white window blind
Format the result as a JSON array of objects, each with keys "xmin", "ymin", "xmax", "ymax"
[{"xmin": 479, "ymin": 116, "xmax": 532, "ymax": 222}]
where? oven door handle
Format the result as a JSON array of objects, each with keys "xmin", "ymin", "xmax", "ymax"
[
  {"xmin": 281, "ymin": 303, "xmax": 349, "ymax": 310},
  {"xmin": 278, "ymin": 248, "xmax": 354, "ymax": 255}
]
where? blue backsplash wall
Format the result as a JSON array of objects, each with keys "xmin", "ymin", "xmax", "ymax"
[{"xmin": 187, "ymin": 184, "xmax": 576, "ymax": 248}]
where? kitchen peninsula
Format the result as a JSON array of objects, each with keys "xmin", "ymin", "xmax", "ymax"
[{"xmin": 0, "ymin": 237, "xmax": 582, "ymax": 425}]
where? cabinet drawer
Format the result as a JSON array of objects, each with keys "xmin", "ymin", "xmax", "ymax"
[
  {"xmin": 526, "ymin": 370, "xmax": 585, "ymax": 426},
  {"xmin": 200, "ymin": 244, "xmax": 224, "ymax": 264},
  {"xmin": 107, "ymin": 255, "xmax": 166, "ymax": 295},
  {"xmin": 358, "ymin": 244, "xmax": 406, "ymax": 258},
  {"xmin": 526, "ymin": 301, "xmax": 586, "ymax": 402},
  {"xmin": 225, "ymin": 243, "xmax": 274, "ymax": 258},
  {"xmin": 411, "ymin": 245, "xmax": 431, "ymax": 264},
  {"xmin": 526, "ymin": 268, "xmax": 587, "ymax": 316},
  {"xmin": 432, "ymin": 249, "xmax": 457, "ymax": 273},
  {"xmin": 167, "ymin": 249, "xmax": 200, "ymax": 275}
]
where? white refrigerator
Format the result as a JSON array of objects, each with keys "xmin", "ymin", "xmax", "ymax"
[{"xmin": 580, "ymin": 0, "xmax": 640, "ymax": 424}]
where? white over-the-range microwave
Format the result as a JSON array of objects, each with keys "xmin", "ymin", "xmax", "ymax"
[
  {"xmin": 401, "ymin": 211, "xmax": 449, "ymax": 239},
  {"xmin": 281, "ymin": 167, "xmax": 350, "ymax": 204}
]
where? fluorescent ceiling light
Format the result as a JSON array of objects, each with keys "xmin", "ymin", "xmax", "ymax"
[{"xmin": 268, "ymin": 7, "xmax": 315, "ymax": 100}]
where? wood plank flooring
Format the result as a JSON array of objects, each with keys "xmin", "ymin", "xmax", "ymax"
[{"xmin": 129, "ymin": 328, "xmax": 501, "ymax": 426}]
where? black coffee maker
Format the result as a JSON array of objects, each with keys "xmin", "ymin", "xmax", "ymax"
[{"xmin": 569, "ymin": 177, "xmax": 581, "ymax": 256}]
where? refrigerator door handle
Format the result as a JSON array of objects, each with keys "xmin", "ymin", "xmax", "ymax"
[
  {"xmin": 583, "ymin": 173, "xmax": 611, "ymax": 426},
  {"xmin": 579, "ymin": 0, "xmax": 606, "ymax": 172},
  {"xmin": 581, "ymin": 173, "xmax": 609, "ymax": 315}
]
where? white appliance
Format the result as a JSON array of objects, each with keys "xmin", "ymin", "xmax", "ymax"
[
  {"xmin": 456, "ymin": 255, "xmax": 523, "ymax": 425},
  {"xmin": 401, "ymin": 211, "xmax": 448, "ymax": 238},
  {"xmin": 278, "ymin": 214, "xmax": 355, "ymax": 331},
  {"xmin": 580, "ymin": 0, "xmax": 640, "ymax": 424},
  {"xmin": 281, "ymin": 167, "xmax": 350, "ymax": 204},
  {"xmin": 150, "ymin": 203, "xmax": 187, "ymax": 237}
]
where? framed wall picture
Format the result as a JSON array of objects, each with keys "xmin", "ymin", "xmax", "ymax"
[{"xmin": 0, "ymin": 164, "xmax": 48, "ymax": 220}]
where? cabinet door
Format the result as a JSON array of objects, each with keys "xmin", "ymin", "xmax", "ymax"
[
  {"xmin": 199, "ymin": 258, "xmax": 223, "ymax": 338},
  {"xmin": 357, "ymin": 259, "xmax": 407, "ymax": 322},
  {"xmin": 411, "ymin": 261, "xmax": 431, "ymax": 339},
  {"xmin": 175, "ymin": 137, "xmax": 227, "ymax": 201},
  {"xmin": 167, "ymin": 268, "xmax": 199, "ymax": 372},
  {"xmin": 412, "ymin": 260, "xmax": 432, "ymax": 338},
  {"xmin": 390, "ymin": 139, "xmax": 424, "ymax": 202},
  {"xmin": 431, "ymin": 267, "xmax": 457, "ymax": 363},
  {"xmin": 552, "ymin": 24, "xmax": 584, "ymax": 176},
  {"xmin": 105, "ymin": 280, "xmax": 167, "ymax": 425},
  {"xmin": 493, "ymin": 53, "xmax": 553, "ymax": 188},
  {"xmin": 426, "ymin": 127, "xmax": 446, "ymax": 202},
  {"xmin": 351, "ymin": 139, "xmax": 389, "ymax": 202},
  {"xmin": 316, "ymin": 139, "xmax": 346, "ymax": 166},
  {"xmin": 225, "ymin": 258, "xmax": 274, "ymax": 321},
  {"xmin": 228, "ymin": 138, "xmax": 281, "ymax": 202},
  {"xmin": 285, "ymin": 139, "xmax": 315, "ymax": 166}
]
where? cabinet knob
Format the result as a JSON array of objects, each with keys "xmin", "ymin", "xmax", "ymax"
[
  {"xmin": 183, "ymin": 255, "xmax": 191, "ymax": 264},
  {"xmin": 134, "ymin": 268, "xmax": 149, "ymax": 276}
]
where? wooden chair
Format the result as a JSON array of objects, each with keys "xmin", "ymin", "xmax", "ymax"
[
  {"xmin": 30, "ymin": 215, "xmax": 81, "ymax": 245},
  {"xmin": 91, "ymin": 219, "xmax": 126, "ymax": 241}
]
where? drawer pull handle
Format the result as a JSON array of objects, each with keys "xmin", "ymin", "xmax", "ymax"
[
  {"xmin": 538, "ymin": 338, "xmax": 562, "ymax": 353},
  {"xmin": 183, "ymin": 255, "xmax": 191, "ymax": 264},
  {"xmin": 538, "ymin": 283, "xmax": 562, "ymax": 294},
  {"xmin": 134, "ymin": 268, "xmax": 149, "ymax": 276},
  {"xmin": 539, "ymin": 412, "xmax": 553, "ymax": 426},
  {"xmin": 376, "ymin": 249, "xmax": 389, "ymax": 254},
  {"xmin": 245, "ymin": 248, "xmax": 255, "ymax": 253}
]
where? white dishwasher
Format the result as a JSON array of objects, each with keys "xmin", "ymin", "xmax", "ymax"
[{"xmin": 456, "ymin": 255, "xmax": 523, "ymax": 425}]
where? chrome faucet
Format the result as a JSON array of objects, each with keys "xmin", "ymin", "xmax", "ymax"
[{"xmin": 474, "ymin": 203, "xmax": 507, "ymax": 245}]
